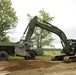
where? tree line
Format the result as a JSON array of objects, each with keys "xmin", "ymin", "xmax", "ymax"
[{"xmin": 0, "ymin": 0, "xmax": 55, "ymax": 48}]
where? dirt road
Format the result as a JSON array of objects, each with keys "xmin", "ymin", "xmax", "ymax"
[{"xmin": 0, "ymin": 60, "xmax": 76, "ymax": 75}]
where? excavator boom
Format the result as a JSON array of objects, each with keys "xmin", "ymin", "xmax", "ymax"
[
  {"xmin": 24, "ymin": 16, "xmax": 71, "ymax": 54},
  {"xmin": 23, "ymin": 16, "xmax": 76, "ymax": 62}
]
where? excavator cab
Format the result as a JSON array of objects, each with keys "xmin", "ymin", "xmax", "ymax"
[{"xmin": 68, "ymin": 39, "xmax": 76, "ymax": 53}]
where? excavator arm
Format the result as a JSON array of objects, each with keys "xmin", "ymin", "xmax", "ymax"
[
  {"xmin": 36, "ymin": 20, "xmax": 72, "ymax": 54},
  {"xmin": 24, "ymin": 17, "xmax": 37, "ymax": 42},
  {"xmin": 24, "ymin": 16, "xmax": 71, "ymax": 54},
  {"xmin": 21, "ymin": 16, "xmax": 76, "ymax": 62},
  {"xmin": 36, "ymin": 22, "xmax": 67, "ymax": 46}
]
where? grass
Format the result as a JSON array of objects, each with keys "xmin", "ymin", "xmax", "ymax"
[
  {"xmin": 9, "ymin": 56, "xmax": 24, "ymax": 60},
  {"xmin": 8, "ymin": 51, "xmax": 61, "ymax": 60},
  {"xmin": 36, "ymin": 55, "xmax": 51, "ymax": 60},
  {"xmin": 43, "ymin": 51, "xmax": 61, "ymax": 56},
  {"xmin": 8, "ymin": 55, "xmax": 54, "ymax": 60}
]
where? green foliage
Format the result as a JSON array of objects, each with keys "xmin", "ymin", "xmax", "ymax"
[
  {"xmin": 38, "ymin": 9, "xmax": 54, "ymax": 22},
  {"xmin": 0, "ymin": 0, "xmax": 18, "ymax": 42},
  {"xmin": 27, "ymin": 9, "xmax": 54, "ymax": 48}
]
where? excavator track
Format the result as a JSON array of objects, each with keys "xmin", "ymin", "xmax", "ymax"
[
  {"xmin": 63, "ymin": 55, "xmax": 76, "ymax": 63},
  {"xmin": 51, "ymin": 55, "xmax": 66, "ymax": 61},
  {"xmin": 51, "ymin": 55, "xmax": 76, "ymax": 63}
]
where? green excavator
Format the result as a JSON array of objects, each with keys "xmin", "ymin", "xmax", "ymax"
[
  {"xmin": 23, "ymin": 16, "xmax": 76, "ymax": 63},
  {"xmin": 0, "ymin": 16, "xmax": 76, "ymax": 63}
]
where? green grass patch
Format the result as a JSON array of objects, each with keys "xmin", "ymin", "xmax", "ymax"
[
  {"xmin": 43, "ymin": 51, "xmax": 61, "ymax": 56},
  {"xmin": 9, "ymin": 56, "xmax": 24, "ymax": 60},
  {"xmin": 8, "ymin": 55, "xmax": 51, "ymax": 60},
  {"xmin": 36, "ymin": 55, "xmax": 51, "ymax": 60},
  {"xmin": 36, "ymin": 51, "xmax": 62, "ymax": 60}
]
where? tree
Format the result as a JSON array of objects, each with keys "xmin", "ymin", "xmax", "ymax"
[
  {"xmin": 0, "ymin": 0, "xmax": 18, "ymax": 42},
  {"xmin": 27, "ymin": 9, "xmax": 54, "ymax": 48}
]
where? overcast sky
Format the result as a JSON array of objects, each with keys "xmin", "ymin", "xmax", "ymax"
[{"xmin": 9, "ymin": 0, "xmax": 76, "ymax": 48}]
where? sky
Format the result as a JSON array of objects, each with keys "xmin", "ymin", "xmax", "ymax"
[{"xmin": 9, "ymin": 0, "xmax": 76, "ymax": 48}]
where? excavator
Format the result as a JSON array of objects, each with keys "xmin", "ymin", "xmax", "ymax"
[
  {"xmin": 21, "ymin": 16, "xmax": 76, "ymax": 63},
  {"xmin": 0, "ymin": 16, "xmax": 76, "ymax": 62}
]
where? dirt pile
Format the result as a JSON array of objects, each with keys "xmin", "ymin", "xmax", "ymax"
[
  {"xmin": 1, "ymin": 60, "xmax": 76, "ymax": 75},
  {"xmin": 0, "ymin": 60, "xmax": 57, "ymax": 71}
]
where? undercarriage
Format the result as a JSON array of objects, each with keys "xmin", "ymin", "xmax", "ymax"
[{"xmin": 51, "ymin": 54, "xmax": 76, "ymax": 63}]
